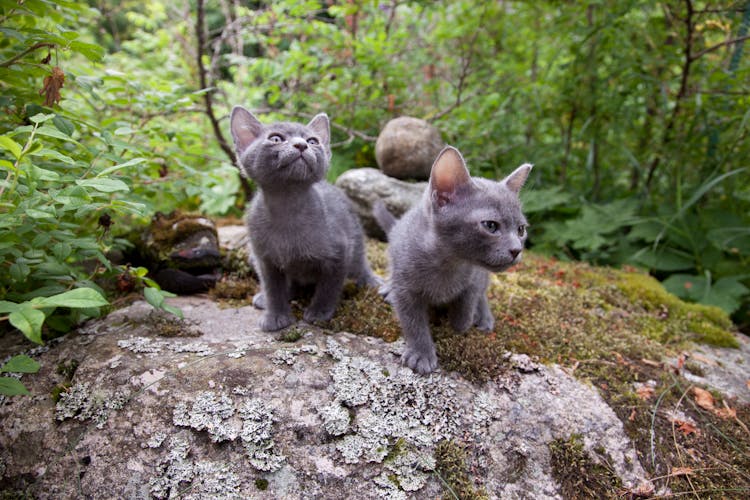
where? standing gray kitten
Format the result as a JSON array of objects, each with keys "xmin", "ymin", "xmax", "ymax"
[
  {"xmin": 230, "ymin": 106, "xmax": 380, "ymax": 331},
  {"xmin": 374, "ymin": 146, "xmax": 532, "ymax": 374}
]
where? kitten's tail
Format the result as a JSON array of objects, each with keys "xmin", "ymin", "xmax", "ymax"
[{"xmin": 373, "ymin": 200, "xmax": 397, "ymax": 237}]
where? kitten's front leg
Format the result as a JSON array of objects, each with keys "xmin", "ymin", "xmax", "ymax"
[
  {"xmin": 303, "ymin": 264, "xmax": 347, "ymax": 323},
  {"xmin": 257, "ymin": 259, "xmax": 294, "ymax": 331},
  {"xmin": 393, "ymin": 292, "xmax": 438, "ymax": 374},
  {"xmin": 473, "ymin": 294, "xmax": 494, "ymax": 331}
]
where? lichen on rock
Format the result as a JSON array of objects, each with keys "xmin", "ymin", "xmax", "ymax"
[{"xmin": 55, "ymin": 382, "xmax": 129, "ymax": 429}]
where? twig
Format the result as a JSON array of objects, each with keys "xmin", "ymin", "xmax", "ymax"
[
  {"xmin": 0, "ymin": 42, "xmax": 55, "ymax": 68},
  {"xmin": 195, "ymin": 0, "xmax": 253, "ymax": 199},
  {"xmin": 690, "ymin": 34, "xmax": 750, "ymax": 60}
]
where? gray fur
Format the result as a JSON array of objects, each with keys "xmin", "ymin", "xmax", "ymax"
[
  {"xmin": 379, "ymin": 146, "xmax": 532, "ymax": 374},
  {"xmin": 230, "ymin": 106, "xmax": 380, "ymax": 331}
]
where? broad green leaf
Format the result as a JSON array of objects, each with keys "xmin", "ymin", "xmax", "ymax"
[
  {"xmin": 0, "ymin": 377, "xmax": 30, "ymax": 396},
  {"xmin": 0, "ymin": 136, "xmax": 22, "ymax": 159},
  {"xmin": 32, "ymin": 288, "xmax": 108, "ymax": 309},
  {"xmin": 29, "ymin": 113, "xmax": 55, "ymax": 125},
  {"xmin": 30, "ymin": 148, "xmax": 75, "ymax": 164},
  {"xmin": 97, "ymin": 158, "xmax": 146, "ymax": 177},
  {"xmin": 0, "ymin": 301, "xmax": 20, "ymax": 314},
  {"xmin": 34, "ymin": 126, "xmax": 82, "ymax": 144},
  {"xmin": 75, "ymin": 178, "xmax": 129, "ymax": 193},
  {"xmin": 9, "ymin": 305, "xmax": 45, "ymax": 344},
  {"xmin": 144, "ymin": 286, "xmax": 165, "ymax": 308},
  {"xmin": 52, "ymin": 115, "xmax": 76, "ymax": 136},
  {"xmin": 1, "ymin": 355, "xmax": 40, "ymax": 374}
]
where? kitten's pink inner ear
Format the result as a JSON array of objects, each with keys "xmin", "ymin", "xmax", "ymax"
[
  {"xmin": 431, "ymin": 147, "xmax": 471, "ymax": 205},
  {"xmin": 230, "ymin": 107, "xmax": 263, "ymax": 154},
  {"xmin": 504, "ymin": 163, "xmax": 533, "ymax": 193},
  {"xmin": 307, "ymin": 113, "xmax": 330, "ymax": 146}
]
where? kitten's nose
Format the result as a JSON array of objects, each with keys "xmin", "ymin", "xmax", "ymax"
[
  {"xmin": 509, "ymin": 248, "xmax": 521, "ymax": 259},
  {"xmin": 293, "ymin": 141, "xmax": 308, "ymax": 152}
]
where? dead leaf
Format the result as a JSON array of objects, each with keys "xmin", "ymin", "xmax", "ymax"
[
  {"xmin": 676, "ymin": 421, "xmax": 700, "ymax": 436},
  {"xmin": 628, "ymin": 408, "xmax": 637, "ymax": 422},
  {"xmin": 715, "ymin": 407, "xmax": 737, "ymax": 420},
  {"xmin": 38, "ymin": 66, "xmax": 65, "ymax": 107},
  {"xmin": 675, "ymin": 354, "xmax": 685, "ymax": 370},
  {"xmin": 671, "ymin": 466, "xmax": 694, "ymax": 476},
  {"xmin": 693, "ymin": 387, "xmax": 715, "ymax": 411},
  {"xmin": 636, "ymin": 385, "xmax": 655, "ymax": 401},
  {"xmin": 641, "ymin": 358, "xmax": 661, "ymax": 368},
  {"xmin": 746, "ymin": 380, "xmax": 750, "ymax": 390}
]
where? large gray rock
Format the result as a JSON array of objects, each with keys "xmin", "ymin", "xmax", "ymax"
[
  {"xmin": 336, "ymin": 167, "xmax": 426, "ymax": 240},
  {"xmin": 375, "ymin": 117, "xmax": 444, "ymax": 180},
  {"xmin": 0, "ymin": 295, "xmax": 655, "ymax": 499}
]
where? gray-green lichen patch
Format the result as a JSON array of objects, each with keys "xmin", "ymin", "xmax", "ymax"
[
  {"xmin": 172, "ymin": 391, "xmax": 285, "ymax": 473},
  {"xmin": 149, "ymin": 433, "xmax": 242, "ymax": 500},
  {"xmin": 270, "ymin": 345, "xmax": 319, "ymax": 365},
  {"xmin": 117, "ymin": 336, "xmax": 214, "ymax": 357},
  {"xmin": 55, "ymin": 382, "xmax": 129, "ymax": 429}
]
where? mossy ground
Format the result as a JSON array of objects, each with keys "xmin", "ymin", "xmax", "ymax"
[{"xmin": 214, "ymin": 240, "xmax": 749, "ymax": 497}]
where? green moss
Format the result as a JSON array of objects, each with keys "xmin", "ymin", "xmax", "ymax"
[
  {"xmin": 56, "ymin": 359, "xmax": 79, "ymax": 380},
  {"xmin": 434, "ymin": 440, "xmax": 488, "ymax": 500},
  {"xmin": 279, "ymin": 327, "xmax": 304, "ymax": 343},
  {"xmin": 209, "ymin": 275, "xmax": 257, "ymax": 303},
  {"xmin": 548, "ymin": 434, "xmax": 622, "ymax": 499},
  {"xmin": 254, "ymin": 478, "xmax": 268, "ymax": 491}
]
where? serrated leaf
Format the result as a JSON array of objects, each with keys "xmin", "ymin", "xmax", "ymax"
[
  {"xmin": 1, "ymin": 355, "xmax": 40, "ymax": 374},
  {"xmin": 32, "ymin": 288, "xmax": 108, "ymax": 309},
  {"xmin": 75, "ymin": 178, "xmax": 129, "ymax": 193},
  {"xmin": 9, "ymin": 305, "xmax": 45, "ymax": 344},
  {"xmin": 0, "ymin": 377, "xmax": 30, "ymax": 396}
]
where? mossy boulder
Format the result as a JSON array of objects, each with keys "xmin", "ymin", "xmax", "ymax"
[{"xmin": 1, "ymin": 228, "xmax": 747, "ymax": 499}]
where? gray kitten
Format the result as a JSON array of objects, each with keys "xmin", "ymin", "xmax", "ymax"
[
  {"xmin": 374, "ymin": 146, "xmax": 532, "ymax": 374},
  {"xmin": 230, "ymin": 106, "xmax": 380, "ymax": 331}
]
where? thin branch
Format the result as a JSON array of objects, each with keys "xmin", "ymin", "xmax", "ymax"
[
  {"xmin": 0, "ymin": 42, "xmax": 55, "ymax": 68},
  {"xmin": 690, "ymin": 34, "xmax": 750, "ymax": 60},
  {"xmin": 195, "ymin": 0, "xmax": 252, "ymax": 199}
]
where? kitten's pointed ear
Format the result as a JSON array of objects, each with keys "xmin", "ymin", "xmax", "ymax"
[
  {"xmin": 503, "ymin": 163, "xmax": 533, "ymax": 193},
  {"xmin": 307, "ymin": 113, "xmax": 330, "ymax": 147},
  {"xmin": 430, "ymin": 146, "xmax": 472, "ymax": 207},
  {"xmin": 230, "ymin": 106, "xmax": 263, "ymax": 155}
]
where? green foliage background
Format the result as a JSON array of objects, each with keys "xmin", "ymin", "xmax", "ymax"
[{"xmin": 1, "ymin": 0, "xmax": 749, "ymax": 343}]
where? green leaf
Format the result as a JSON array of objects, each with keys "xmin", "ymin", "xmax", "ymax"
[
  {"xmin": 0, "ymin": 136, "xmax": 22, "ymax": 160},
  {"xmin": 1, "ymin": 355, "xmax": 40, "ymax": 374},
  {"xmin": 143, "ymin": 286, "xmax": 165, "ymax": 308},
  {"xmin": 9, "ymin": 305, "xmax": 45, "ymax": 344},
  {"xmin": 0, "ymin": 377, "xmax": 30, "ymax": 396},
  {"xmin": 97, "ymin": 157, "xmax": 146, "ymax": 177},
  {"xmin": 53, "ymin": 115, "xmax": 76, "ymax": 136},
  {"xmin": 32, "ymin": 288, "xmax": 108, "ymax": 309},
  {"xmin": 0, "ymin": 300, "xmax": 20, "ymax": 314},
  {"xmin": 75, "ymin": 178, "xmax": 130, "ymax": 193}
]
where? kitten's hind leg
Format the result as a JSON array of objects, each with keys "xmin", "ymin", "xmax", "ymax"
[
  {"xmin": 393, "ymin": 292, "xmax": 438, "ymax": 374},
  {"xmin": 473, "ymin": 294, "xmax": 495, "ymax": 332},
  {"xmin": 303, "ymin": 265, "xmax": 347, "ymax": 323}
]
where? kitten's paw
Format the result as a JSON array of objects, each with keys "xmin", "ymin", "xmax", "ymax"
[
  {"xmin": 252, "ymin": 292, "xmax": 266, "ymax": 310},
  {"xmin": 359, "ymin": 273, "xmax": 383, "ymax": 288},
  {"xmin": 303, "ymin": 307, "xmax": 335, "ymax": 324},
  {"xmin": 402, "ymin": 347, "xmax": 438, "ymax": 374},
  {"xmin": 260, "ymin": 312, "xmax": 294, "ymax": 332},
  {"xmin": 378, "ymin": 282, "xmax": 393, "ymax": 303},
  {"xmin": 475, "ymin": 316, "xmax": 495, "ymax": 332}
]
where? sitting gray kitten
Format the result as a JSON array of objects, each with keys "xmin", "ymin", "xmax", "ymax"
[
  {"xmin": 374, "ymin": 146, "xmax": 532, "ymax": 374},
  {"xmin": 230, "ymin": 106, "xmax": 380, "ymax": 331}
]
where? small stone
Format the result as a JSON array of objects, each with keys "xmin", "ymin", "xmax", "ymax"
[{"xmin": 375, "ymin": 116, "xmax": 444, "ymax": 180}]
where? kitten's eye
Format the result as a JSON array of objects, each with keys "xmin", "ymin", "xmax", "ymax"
[
  {"xmin": 518, "ymin": 225, "xmax": 527, "ymax": 237},
  {"xmin": 307, "ymin": 137, "xmax": 319, "ymax": 145},
  {"xmin": 481, "ymin": 221, "xmax": 499, "ymax": 233},
  {"xmin": 268, "ymin": 134, "xmax": 284, "ymax": 143}
]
